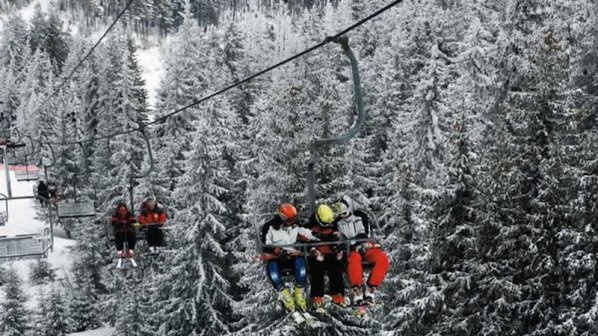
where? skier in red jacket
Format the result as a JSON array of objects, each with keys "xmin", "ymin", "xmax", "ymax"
[
  {"xmin": 138, "ymin": 198, "xmax": 167, "ymax": 253},
  {"xmin": 333, "ymin": 195, "xmax": 389, "ymax": 307},
  {"xmin": 111, "ymin": 203, "xmax": 137, "ymax": 259}
]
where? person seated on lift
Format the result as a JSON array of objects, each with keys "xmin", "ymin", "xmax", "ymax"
[
  {"xmin": 261, "ymin": 203, "xmax": 317, "ymax": 313},
  {"xmin": 138, "ymin": 198, "xmax": 167, "ymax": 253},
  {"xmin": 333, "ymin": 195, "xmax": 390, "ymax": 306},
  {"xmin": 111, "ymin": 203, "xmax": 136, "ymax": 259}
]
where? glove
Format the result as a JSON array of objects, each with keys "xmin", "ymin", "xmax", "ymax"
[
  {"xmin": 356, "ymin": 241, "xmax": 377, "ymax": 253},
  {"xmin": 311, "ymin": 248, "xmax": 324, "ymax": 262},
  {"xmin": 288, "ymin": 250, "xmax": 301, "ymax": 257},
  {"xmin": 336, "ymin": 250, "xmax": 344, "ymax": 261},
  {"xmin": 132, "ymin": 222, "xmax": 141, "ymax": 229},
  {"xmin": 273, "ymin": 247, "xmax": 282, "ymax": 256}
]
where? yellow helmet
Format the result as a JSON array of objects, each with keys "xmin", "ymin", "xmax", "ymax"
[{"xmin": 316, "ymin": 204, "xmax": 335, "ymax": 226}]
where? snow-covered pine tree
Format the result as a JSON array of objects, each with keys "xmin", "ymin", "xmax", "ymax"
[
  {"xmin": 28, "ymin": 6, "xmax": 70, "ymax": 74},
  {"xmin": 0, "ymin": 268, "xmax": 30, "ymax": 336},
  {"xmin": 0, "ymin": 14, "xmax": 28, "ymax": 69},
  {"xmin": 476, "ymin": 2, "xmax": 578, "ymax": 334},
  {"xmin": 380, "ymin": 1, "xmax": 462, "ymax": 333},
  {"xmin": 151, "ymin": 29, "xmax": 238, "ymax": 334},
  {"xmin": 34, "ymin": 286, "xmax": 68, "ymax": 336},
  {"xmin": 427, "ymin": 116, "xmax": 481, "ymax": 335},
  {"xmin": 114, "ymin": 279, "xmax": 154, "ymax": 336},
  {"xmin": 547, "ymin": 1, "xmax": 598, "ymax": 333},
  {"xmin": 141, "ymin": 3, "xmax": 204, "ymax": 208},
  {"xmin": 67, "ymin": 276, "xmax": 101, "ymax": 333},
  {"xmin": 15, "ymin": 48, "xmax": 55, "ymax": 151}
]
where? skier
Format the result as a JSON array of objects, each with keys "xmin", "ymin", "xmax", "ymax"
[
  {"xmin": 333, "ymin": 195, "xmax": 390, "ymax": 308},
  {"xmin": 36, "ymin": 181, "xmax": 49, "ymax": 205},
  {"xmin": 261, "ymin": 203, "xmax": 317, "ymax": 313},
  {"xmin": 138, "ymin": 198, "xmax": 167, "ymax": 253},
  {"xmin": 111, "ymin": 203, "xmax": 137, "ymax": 266},
  {"xmin": 47, "ymin": 182, "xmax": 59, "ymax": 204},
  {"xmin": 304, "ymin": 204, "xmax": 346, "ymax": 312}
]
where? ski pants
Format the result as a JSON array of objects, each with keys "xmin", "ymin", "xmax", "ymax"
[
  {"xmin": 115, "ymin": 231, "xmax": 136, "ymax": 251},
  {"xmin": 266, "ymin": 256, "xmax": 307, "ymax": 291},
  {"xmin": 347, "ymin": 248, "xmax": 390, "ymax": 287},
  {"xmin": 146, "ymin": 225, "xmax": 164, "ymax": 247},
  {"xmin": 308, "ymin": 254, "xmax": 345, "ymax": 298}
]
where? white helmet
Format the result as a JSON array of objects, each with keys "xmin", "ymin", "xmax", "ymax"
[{"xmin": 334, "ymin": 195, "xmax": 354, "ymax": 218}]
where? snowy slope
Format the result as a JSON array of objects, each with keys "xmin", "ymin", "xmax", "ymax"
[
  {"xmin": 136, "ymin": 44, "xmax": 165, "ymax": 109},
  {"xmin": 0, "ymin": 165, "xmax": 45, "ymax": 236},
  {"xmin": 0, "ymin": 167, "xmax": 76, "ymax": 308},
  {"xmin": 0, "ymin": 0, "xmax": 165, "ymax": 109}
]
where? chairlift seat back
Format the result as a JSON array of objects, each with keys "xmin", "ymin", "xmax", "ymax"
[{"xmin": 58, "ymin": 201, "xmax": 95, "ymax": 218}]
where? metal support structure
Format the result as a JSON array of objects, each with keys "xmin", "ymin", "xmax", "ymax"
[
  {"xmin": 49, "ymin": 201, "xmax": 54, "ymax": 251},
  {"xmin": 0, "ymin": 194, "xmax": 55, "ymax": 255},
  {"xmin": 129, "ymin": 126, "xmax": 155, "ymax": 213},
  {"xmin": 2, "ymin": 146, "xmax": 11, "ymax": 198},
  {"xmin": 134, "ymin": 126, "xmax": 155, "ymax": 179},
  {"xmin": 306, "ymin": 37, "xmax": 366, "ymax": 212},
  {"xmin": 0, "ymin": 192, "xmax": 8, "ymax": 220}
]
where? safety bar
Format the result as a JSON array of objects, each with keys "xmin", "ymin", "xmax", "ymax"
[{"xmin": 262, "ymin": 238, "xmax": 375, "ymax": 250}]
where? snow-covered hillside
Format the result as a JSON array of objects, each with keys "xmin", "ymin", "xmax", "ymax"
[
  {"xmin": 0, "ymin": 0, "xmax": 165, "ymax": 108},
  {"xmin": 0, "ymin": 167, "xmax": 114, "ymax": 335}
]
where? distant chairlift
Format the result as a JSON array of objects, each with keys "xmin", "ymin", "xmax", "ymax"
[
  {"xmin": 6, "ymin": 133, "xmax": 40, "ymax": 182},
  {"xmin": 57, "ymin": 201, "xmax": 96, "ymax": 218},
  {"xmin": 0, "ymin": 233, "xmax": 52, "ymax": 262},
  {"xmin": 0, "ymin": 135, "xmax": 57, "ymax": 261}
]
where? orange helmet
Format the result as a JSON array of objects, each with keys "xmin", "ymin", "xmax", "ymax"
[{"xmin": 278, "ymin": 203, "xmax": 298, "ymax": 225}]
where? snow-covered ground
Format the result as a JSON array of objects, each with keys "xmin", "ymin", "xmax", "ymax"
[
  {"xmin": 1, "ymin": 0, "xmax": 165, "ymax": 110},
  {"xmin": 0, "ymin": 166, "xmax": 76, "ymax": 310},
  {"xmin": 136, "ymin": 44, "xmax": 164, "ymax": 109},
  {"xmin": 0, "ymin": 164, "xmax": 45, "ymax": 236}
]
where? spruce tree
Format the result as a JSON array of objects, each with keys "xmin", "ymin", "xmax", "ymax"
[{"xmin": 0, "ymin": 269, "xmax": 30, "ymax": 336}]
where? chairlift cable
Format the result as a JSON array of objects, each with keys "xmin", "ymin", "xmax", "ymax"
[
  {"xmin": 28, "ymin": 0, "xmax": 136, "ymax": 122},
  {"xmin": 42, "ymin": 0, "xmax": 404, "ymax": 146}
]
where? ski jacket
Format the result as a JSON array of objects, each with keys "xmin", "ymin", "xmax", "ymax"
[
  {"xmin": 111, "ymin": 213, "xmax": 136, "ymax": 233},
  {"xmin": 334, "ymin": 210, "xmax": 370, "ymax": 241},
  {"xmin": 304, "ymin": 213, "xmax": 338, "ymax": 255},
  {"xmin": 261, "ymin": 216, "xmax": 315, "ymax": 254},
  {"xmin": 37, "ymin": 182, "xmax": 49, "ymax": 199},
  {"xmin": 138, "ymin": 202, "xmax": 167, "ymax": 226}
]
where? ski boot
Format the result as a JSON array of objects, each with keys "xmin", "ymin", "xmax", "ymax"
[
  {"xmin": 365, "ymin": 286, "xmax": 376, "ymax": 306},
  {"xmin": 351, "ymin": 286, "xmax": 365, "ymax": 306},
  {"xmin": 312, "ymin": 296, "xmax": 326, "ymax": 314},
  {"xmin": 278, "ymin": 288, "xmax": 295, "ymax": 312},
  {"xmin": 116, "ymin": 250, "xmax": 124, "ymax": 269},
  {"xmin": 128, "ymin": 250, "xmax": 138, "ymax": 268},
  {"xmin": 352, "ymin": 286, "xmax": 367, "ymax": 317},
  {"xmin": 293, "ymin": 286, "xmax": 307, "ymax": 312},
  {"xmin": 331, "ymin": 293, "xmax": 347, "ymax": 308}
]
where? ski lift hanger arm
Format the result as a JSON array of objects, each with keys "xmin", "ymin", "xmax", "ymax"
[
  {"xmin": 306, "ymin": 37, "xmax": 365, "ymax": 211},
  {"xmin": 133, "ymin": 125, "xmax": 155, "ymax": 179},
  {"xmin": 313, "ymin": 36, "xmax": 366, "ymax": 149},
  {"xmin": 45, "ymin": 143, "xmax": 57, "ymax": 168}
]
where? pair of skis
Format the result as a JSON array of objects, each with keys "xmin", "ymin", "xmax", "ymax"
[
  {"xmin": 117, "ymin": 256, "xmax": 138, "ymax": 269},
  {"xmin": 322, "ymin": 295, "xmax": 371, "ymax": 318},
  {"xmin": 290, "ymin": 311, "xmax": 318, "ymax": 326}
]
